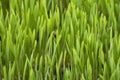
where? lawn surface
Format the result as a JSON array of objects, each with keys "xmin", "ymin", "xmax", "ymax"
[{"xmin": 0, "ymin": 0, "xmax": 120, "ymax": 80}]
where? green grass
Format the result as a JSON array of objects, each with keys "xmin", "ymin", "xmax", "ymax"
[{"xmin": 0, "ymin": 0, "xmax": 120, "ymax": 80}]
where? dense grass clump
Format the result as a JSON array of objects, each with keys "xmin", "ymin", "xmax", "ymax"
[{"xmin": 0, "ymin": 0, "xmax": 120, "ymax": 80}]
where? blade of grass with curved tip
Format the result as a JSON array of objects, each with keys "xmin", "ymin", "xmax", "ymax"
[
  {"xmin": 72, "ymin": 48, "xmax": 80, "ymax": 79},
  {"xmin": 54, "ymin": 7, "xmax": 60, "ymax": 29},
  {"xmin": 103, "ymin": 63, "xmax": 109, "ymax": 80},
  {"xmin": 8, "ymin": 62, "xmax": 15, "ymax": 80},
  {"xmin": 63, "ymin": 68, "xmax": 72, "ymax": 80},
  {"xmin": 81, "ymin": 73, "xmax": 85, "ymax": 80},
  {"xmin": 45, "ymin": 31, "xmax": 53, "ymax": 53},
  {"xmin": 29, "ymin": 68, "xmax": 35, "ymax": 80},
  {"xmin": 87, "ymin": 58, "xmax": 92, "ymax": 80},
  {"xmin": 23, "ymin": 58, "xmax": 28, "ymax": 80},
  {"xmin": 3, "ymin": 66, "xmax": 7, "ymax": 80},
  {"xmin": 57, "ymin": 51, "xmax": 63, "ymax": 80}
]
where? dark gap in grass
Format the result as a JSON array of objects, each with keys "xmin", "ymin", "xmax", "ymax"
[
  {"xmin": 0, "ymin": 32, "xmax": 5, "ymax": 67},
  {"xmin": 2, "ymin": 55, "xmax": 5, "ymax": 66},
  {"xmin": 53, "ymin": 25, "xmax": 57, "ymax": 38},
  {"xmin": 53, "ymin": 68, "xmax": 57, "ymax": 80},
  {"xmin": 60, "ymin": 66, "xmax": 64, "ymax": 80},
  {"xmin": 47, "ymin": 0, "xmax": 52, "ymax": 18},
  {"xmin": 36, "ymin": 30, "xmax": 39, "ymax": 45},
  {"xmin": 0, "ymin": 0, "xmax": 10, "ymax": 18},
  {"xmin": 102, "ymin": 40, "xmax": 110, "ymax": 62}
]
